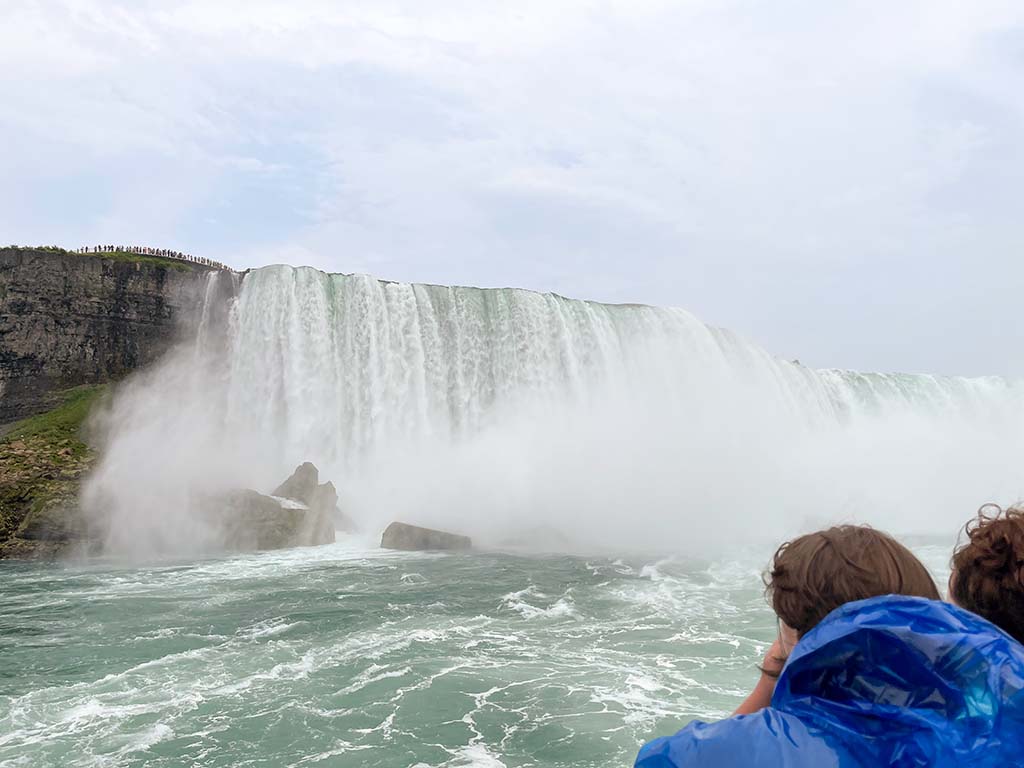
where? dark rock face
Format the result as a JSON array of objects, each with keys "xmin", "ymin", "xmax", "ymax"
[
  {"xmin": 309, "ymin": 480, "xmax": 342, "ymax": 542},
  {"xmin": 16, "ymin": 498, "xmax": 90, "ymax": 542},
  {"xmin": 381, "ymin": 522, "xmax": 472, "ymax": 551},
  {"xmin": 202, "ymin": 462, "xmax": 339, "ymax": 551},
  {"xmin": 272, "ymin": 462, "xmax": 319, "ymax": 505},
  {"xmin": 211, "ymin": 489, "xmax": 331, "ymax": 551},
  {"xmin": 0, "ymin": 247, "xmax": 226, "ymax": 425},
  {"xmin": 271, "ymin": 463, "xmax": 353, "ymax": 541}
]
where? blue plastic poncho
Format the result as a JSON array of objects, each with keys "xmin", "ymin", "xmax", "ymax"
[{"xmin": 635, "ymin": 595, "xmax": 1024, "ymax": 767}]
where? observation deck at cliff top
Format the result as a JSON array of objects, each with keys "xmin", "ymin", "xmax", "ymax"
[{"xmin": 73, "ymin": 245, "xmax": 230, "ymax": 271}]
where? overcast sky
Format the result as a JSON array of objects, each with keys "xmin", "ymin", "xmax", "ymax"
[{"xmin": 3, "ymin": 1, "xmax": 1022, "ymax": 376}]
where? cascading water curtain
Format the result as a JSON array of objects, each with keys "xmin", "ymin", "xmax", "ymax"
[{"xmin": 86, "ymin": 265, "xmax": 1024, "ymax": 555}]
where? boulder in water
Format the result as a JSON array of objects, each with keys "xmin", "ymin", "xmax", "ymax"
[
  {"xmin": 203, "ymin": 462, "xmax": 338, "ymax": 551},
  {"xmin": 381, "ymin": 522, "xmax": 471, "ymax": 551},
  {"xmin": 213, "ymin": 489, "xmax": 321, "ymax": 550}
]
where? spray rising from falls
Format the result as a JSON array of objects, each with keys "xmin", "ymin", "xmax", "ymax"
[{"xmin": 87, "ymin": 266, "xmax": 1024, "ymax": 555}]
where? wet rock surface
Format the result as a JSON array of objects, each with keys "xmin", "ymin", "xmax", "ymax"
[
  {"xmin": 271, "ymin": 462, "xmax": 319, "ymax": 505},
  {"xmin": 381, "ymin": 522, "xmax": 472, "ymax": 551},
  {"xmin": 205, "ymin": 462, "xmax": 338, "ymax": 551}
]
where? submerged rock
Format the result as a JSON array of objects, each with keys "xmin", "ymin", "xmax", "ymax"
[{"xmin": 381, "ymin": 522, "xmax": 472, "ymax": 551}]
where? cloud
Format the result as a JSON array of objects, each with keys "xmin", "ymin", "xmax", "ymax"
[{"xmin": 2, "ymin": 0, "xmax": 1023, "ymax": 375}]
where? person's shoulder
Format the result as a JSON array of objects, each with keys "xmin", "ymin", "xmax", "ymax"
[
  {"xmin": 790, "ymin": 594, "xmax": 1024, "ymax": 682},
  {"xmin": 635, "ymin": 709, "xmax": 839, "ymax": 768}
]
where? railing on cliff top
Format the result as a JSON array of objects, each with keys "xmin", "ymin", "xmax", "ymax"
[{"xmin": 73, "ymin": 245, "xmax": 230, "ymax": 271}]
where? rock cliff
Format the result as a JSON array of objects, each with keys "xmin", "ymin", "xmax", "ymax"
[
  {"xmin": 0, "ymin": 249, "xmax": 348, "ymax": 559},
  {"xmin": 0, "ymin": 247, "xmax": 228, "ymax": 425}
]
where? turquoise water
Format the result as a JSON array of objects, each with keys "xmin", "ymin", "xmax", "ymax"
[{"xmin": 0, "ymin": 540, "xmax": 950, "ymax": 767}]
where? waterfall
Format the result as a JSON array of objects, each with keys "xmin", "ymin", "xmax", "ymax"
[{"xmin": 86, "ymin": 265, "xmax": 1024, "ymax": 555}]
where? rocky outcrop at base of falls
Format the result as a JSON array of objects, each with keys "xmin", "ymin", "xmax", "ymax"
[
  {"xmin": 209, "ymin": 490, "xmax": 331, "ymax": 551},
  {"xmin": 0, "ymin": 386, "xmax": 107, "ymax": 560},
  {"xmin": 1, "ymin": 445, "xmax": 342, "ymax": 558},
  {"xmin": 203, "ymin": 463, "xmax": 338, "ymax": 551},
  {"xmin": 266, "ymin": 460, "xmax": 355, "ymax": 535},
  {"xmin": 271, "ymin": 461, "xmax": 319, "ymax": 504},
  {"xmin": 381, "ymin": 522, "xmax": 472, "ymax": 551}
]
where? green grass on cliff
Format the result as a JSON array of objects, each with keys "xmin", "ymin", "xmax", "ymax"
[
  {"xmin": 0, "ymin": 386, "xmax": 107, "ymax": 549},
  {"xmin": 4, "ymin": 386, "xmax": 106, "ymax": 449},
  {"xmin": 4, "ymin": 244, "xmax": 194, "ymax": 272},
  {"xmin": 90, "ymin": 249, "xmax": 194, "ymax": 272}
]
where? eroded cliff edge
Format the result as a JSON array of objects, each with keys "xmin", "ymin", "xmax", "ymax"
[{"xmin": 0, "ymin": 246, "xmax": 225, "ymax": 425}]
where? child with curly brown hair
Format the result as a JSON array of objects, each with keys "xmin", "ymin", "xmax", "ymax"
[{"xmin": 950, "ymin": 504, "xmax": 1024, "ymax": 644}]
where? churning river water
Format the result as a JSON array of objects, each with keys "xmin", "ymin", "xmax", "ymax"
[
  {"xmin": 0, "ymin": 538, "xmax": 951, "ymax": 768},
  {"xmin": 35, "ymin": 263, "xmax": 1010, "ymax": 767}
]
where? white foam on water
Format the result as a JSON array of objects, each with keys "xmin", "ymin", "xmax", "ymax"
[
  {"xmin": 499, "ymin": 586, "xmax": 579, "ymax": 620},
  {"xmin": 239, "ymin": 618, "xmax": 301, "ymax": 640},
  {"xmin": 112, "ymin": 722, "xmax": 175, "ymax": 755},
  {"xmin": 130, "ymin": 627, "xmax": 180, "ymax": 641},
  {"xmin": 287, "ymin": 741, "xmax": 376, "ymax": 766},
  {"xmin": 412, "ymin": 743, "xmax": 509, "ymax": 768},
  {"xmin": 0, "ymin": 534, "xmax": 964, "ymax": 766},
  {"xmin": 336, "ymin": 664, "xmax": 414, "ymax": 696}
]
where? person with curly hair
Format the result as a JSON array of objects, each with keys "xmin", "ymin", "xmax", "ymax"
[{"xmin": 950, "ymin": 504, "xmax": 1024, "ymax": 644}]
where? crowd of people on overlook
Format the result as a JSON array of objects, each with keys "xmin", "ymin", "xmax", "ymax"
[
  {"xmin": 636, "ymin": 504, "xmax": 1024, "ymax": 767},
  {"xmin": 75, "ymin": 245, "xmax": 228, "ymax": 270}
]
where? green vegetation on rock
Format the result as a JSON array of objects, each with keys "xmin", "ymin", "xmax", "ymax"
[
  {"xmin": 0, "ymin": 385, "xmax": 106, "ymax": 557},
  {"xmin": 89, "ymin": 249, "xmax": 193, "ymax": 272},
  {"xmin": 4, "ymin": 385, "xmax": 105, "ymax": 447},
  {"xmin": 4, "ymin": 244, "xmax": 193, "ymax": 272}
]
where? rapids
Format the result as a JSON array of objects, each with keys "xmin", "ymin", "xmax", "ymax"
[{"xmin": 0, "ymin": 541, "xmax": 953, "ymax": 767}]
